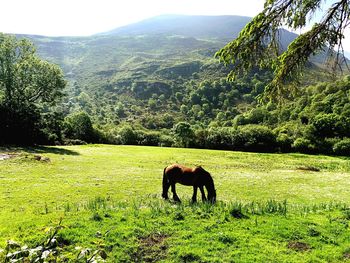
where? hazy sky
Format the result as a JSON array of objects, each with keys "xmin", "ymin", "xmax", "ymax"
[
  {"xmin": 0, "ymin": 0, "xmax": 264, "ymax": 36},
  {"xmin": 0, "ymin": 0, "xmax": 349, "ymax": 52}
]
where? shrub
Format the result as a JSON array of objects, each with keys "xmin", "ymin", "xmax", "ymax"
[
  {"xmin": 159, "ymin": 134, "xmax": 174, "ymax": 147},
  {"xmin": 137, "ymin": 130, "xmax": 161, "ymax": 146},
  {"xmin": 316, "ymin": 137, "xmax": 340, "ymax": 154},
  {"xmin": 63, "ymin": 111, "xmax": 95, "ymax": 142},
  {"xmin": 276, "ymin": 133, "xmax": 293, "ymax": 152},
  {"xmin": 237, "ymin": 125, "xmax": 277, "ymax": 152},
  {"xmin": 333, "ymin": 138, "xmax": 350, "ymax": 156},
  {"xmin": 292, "ymin": 138, "xmax": 315, "ymax": 153},
  {"xmin": 38, "ymin": 111, "xmax": 64, "ymax": 145},
  {"xmin": 98, "ymin": 126, "xmax": 122, "ymax": 144},
  {"xmin": 204, "ymin": 126, "xmax": 277, "ymax": 152},
  {"xmin": 206, "ymin": 127, "xmax": 235, "ymax": 150},
  {"xmin": 118, "ymin": 125, "xmax": 138, "ymax": 145},
  {"xmin": 312, "ymin": 113, "xmax": 341, "ymax": 138}
]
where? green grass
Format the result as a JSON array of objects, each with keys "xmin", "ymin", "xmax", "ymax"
[{"xmin": 0, "ymin": 145, "xmax": 350, "ymax": 262}]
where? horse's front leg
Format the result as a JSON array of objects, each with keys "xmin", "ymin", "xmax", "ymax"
[
  {"xmin": 192, "ymin": 186, "xmax": 198, "ymax": 203},
  {"xmin": 199, "ymin": 186, "xmax": 207, "ymax": 202},
  {"xmin": 171, "ymin": 183, "xmax": 181, "ymax": 203}
]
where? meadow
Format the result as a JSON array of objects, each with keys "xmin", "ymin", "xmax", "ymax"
[{"xmin": 0, "ymin": 145, "xmax": 350, "ymax": 262}]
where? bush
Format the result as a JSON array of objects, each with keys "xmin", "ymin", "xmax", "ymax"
[
  {"xmin": 292, "ymin": 138, "xmax": 315, "ymax": 153},
  {"xmin": 63, "ymin": 111, "xmax": 95, "ymax": 142},
  {"xmin": 137, "ymin": 130, "xmax": 161, "ymax": 146},
  {"xmin": 159, "ymin": 134, "xmax": 174, "ymax": 147},
  {"xmin": 38, "ymin": 111, "xmax": 64, "ymax": 145},
  {"xmin": 97, "ymin": 126, "xmax": 122, "ymax": 144},
  {"xmin": 206, "ymin": 127, "xmax": 235, "ymax": 150},
  {"xmin": 316, "ymin": 137, "xmax": 340, "ymax": 154},
  {"xmin": 276, "ymin": 133, "xmax": 293, "ymax": 152},
  {"xmin": 203, "ymin": 125, "xmax": 277, "ymax": 152},
  {"xmin": 312, "ymin": 113, "xmax": 341, "ymax": 138},
  {"xmin": 237, "ymin": 125, "xmax": 277, "ymax": 152},
  {"xmin": 333, "ymin": 138, "xmax": 350, "ymax": 156},
  {"xmin": 118, "ymin": 125, "xmax": 138, "ymax": 145}
]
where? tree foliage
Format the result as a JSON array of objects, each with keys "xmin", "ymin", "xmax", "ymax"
[
  {"xmin": 216, "ymin": 0, "xmax": 350, "ymax": 99},
  {"xmin": 172, "ymin": 122, "xmax": 195, "ymax": 147},
  {"xmin": 0, "ymin": 34, "xmax": 66, "ymax": 106},
  {"xmin": 0, "ymin": 34, "xmax": 66, "ymax": 145},
  {"xmin": 63, "ymin": 111, "xmax": 95, "ymax": 143}
]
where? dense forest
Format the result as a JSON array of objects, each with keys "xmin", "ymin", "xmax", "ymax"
[{"xmin": 1, "ymin": 15, "xmax": 350, "ymax": 155}]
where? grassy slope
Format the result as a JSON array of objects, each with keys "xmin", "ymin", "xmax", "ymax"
[{"xmin": 0, "ymin": 145, "xmax": 350, "ymax": 262}]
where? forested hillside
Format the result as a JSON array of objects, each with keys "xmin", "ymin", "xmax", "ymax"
[{"xmin": 5, "ymin": 15, "xmax": 350, "ymax": 155}]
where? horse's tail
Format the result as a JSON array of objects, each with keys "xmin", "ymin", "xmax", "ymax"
[
  {"xmin": 162, "ymin": 167, "xmax": 167, "ymax": 186},
  {"xmin": 162, "ymin": 167, "xmax": 169, "ymax": 199}
]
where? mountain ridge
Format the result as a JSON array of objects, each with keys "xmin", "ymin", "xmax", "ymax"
[{"xmin": 101, "ymin": 14, "xmax": 253, "ymax": 40}]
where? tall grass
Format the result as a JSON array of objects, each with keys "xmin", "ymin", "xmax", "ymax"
[{"xmin": 58, "ymin": 195, "xmax": 349, "ymax": 219}]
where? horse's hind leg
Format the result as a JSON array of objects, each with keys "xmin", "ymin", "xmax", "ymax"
[
  {"xmin": 162, "ymin": 169, "xmax": 170, "ymax": 200},
  {"xmin": 162, "ymin": 181, "xmax": 170, "ymax": 200},
  {"xmin": 199, "ymin": 186, "xmax": 207, "ymax": 202},
  {"xmin": 191, "ymin": 186, "xmax": 198, "ymax": 203},
  {"xmin": 171, "ymin": 183, "xmax": 181, "ymax": 203}
]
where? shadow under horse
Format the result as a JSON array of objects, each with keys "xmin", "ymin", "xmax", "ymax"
[{"xmin": 162, "ymin": 164, "xmax": 216, "ymax": 203}]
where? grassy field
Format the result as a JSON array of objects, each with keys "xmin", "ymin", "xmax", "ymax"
[{"xmin": 0, "ymin": 145, "xmax": 350, "ymax": 262}]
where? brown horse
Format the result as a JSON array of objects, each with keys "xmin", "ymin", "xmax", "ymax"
[{"xmin": 162, "ymin": 164, "xmax": 216, "ymax": 203}]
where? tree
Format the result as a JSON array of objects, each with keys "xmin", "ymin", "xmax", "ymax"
[
  {"xmin": 172, "ymin": 122, "xmax": 194, "ymax": 147},
  {"xmin": 0, "ymin": 34, "xmax": 66, "ymax": 145},
  {"xmin": 0, "ymin": 33, "xmax": 66, "ymax": 106},
  {"xmin": 216, "ymin": 0, "xmax": 350, "ymax": 100}
]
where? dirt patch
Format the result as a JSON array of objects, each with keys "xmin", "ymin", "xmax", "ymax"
[
  {"xmin": 287, "ymin": 241, "xmax": 311, "ymax": 252},
  {"xmin": 0, "ymin": 153, "xmax": 50, "ymax": 162},
  {"xmin": 296, "ymin": 166, "xmax": 320, "ymax": 172},
  {"xmin": 0, "ymin": 153, "xmax": 17, "ymax": 161},
  {"xmin": 344, "ymin": 252, "xmax": 350, "ymax": 260},
  {"xmin": 33, "ymin": 155, "xmax": 51, "ymax": 162},
  {"xmin": 134, "ymin": 233, "xmax": 168, "ymax": 262}
]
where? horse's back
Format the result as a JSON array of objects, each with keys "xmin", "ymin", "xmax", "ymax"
[
  {"xmin": 164, "ymin": 164, "xmax": 206, "ymax": 186},
  {"xmin": 164, "ymin": 164, "xmax": 193, "ymax": 174}
]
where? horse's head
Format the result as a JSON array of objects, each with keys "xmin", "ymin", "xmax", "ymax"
[
  {"xmin": 200, "ymin": 168, "xmax": 216, "ymax": 203},
  {"xmin": 207, "ymin": 188, "xmax": 216, "ymax": 203}
]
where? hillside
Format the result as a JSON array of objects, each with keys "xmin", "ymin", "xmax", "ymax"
[
  {"xmin": 20, "ymin": 15, "xmax": 301, "ymax": 122},
  {"xmin": 7, "ymin": 15, "xmax": 350, "ymax": 155}
]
